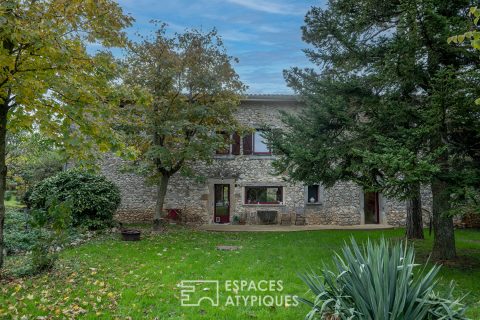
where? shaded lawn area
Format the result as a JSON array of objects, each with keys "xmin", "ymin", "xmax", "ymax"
[
  {"xmin": 1, "ymin": 228, "xmax": 480, "ymax": 319},
  {"xmin": 5, "ymin": 196, "xmax": 23, "ymax": 209}
]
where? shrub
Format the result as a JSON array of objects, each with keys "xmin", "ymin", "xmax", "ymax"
[
  {"xmin": 299, "ymin": 238, "xmax": 467, "ymax": 320},
  {"xmin": 29, "ymin": 199, "xmax": 72, "ymax": 273},
  {"xmin": 5, "ymin": 190, "xmax": 13, "ymax": 201},
  {"xmin": 4, "ymin": 208, "xmax": 41, "ymax": 255},
  {"xmin": 22, "ymin": 187, "xmax": 33, "ymax": 208},
  {"xmin": 28, "ymin": 170, "xmax": 121, "ymax": 229}
]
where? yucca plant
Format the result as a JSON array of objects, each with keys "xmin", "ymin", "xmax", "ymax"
[{"xmin": 299, "ymin": 238, "xmax": 467, "ymax": 320}]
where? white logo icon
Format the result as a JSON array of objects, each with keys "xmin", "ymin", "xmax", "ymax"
[{"xmin": 180, "ymin": 280, "xmax": 220, "ymax": 307}]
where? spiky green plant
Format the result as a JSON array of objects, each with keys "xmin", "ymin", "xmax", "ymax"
[{"xmin": 299, "ymin": 238, "xmax": 467, "ymax": 320}]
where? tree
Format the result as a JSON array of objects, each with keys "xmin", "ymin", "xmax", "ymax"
[
  {"xmin": 119, "ymin": 25, "xmax": 245, "ymax": 230},
  {"xmin": 269, "ymin": 0, "xmax": 480, "ymax": 259},
  {"xmin": 6, "ymin": 132, "xmax": 64, "ymax": 200},
  {"xmin": 0, "ymin": 0, "xmax": 132, "ymax": 268},
  {"xmin": 448, "ymin": 7, "xmax": 480, "ymax": 56}
]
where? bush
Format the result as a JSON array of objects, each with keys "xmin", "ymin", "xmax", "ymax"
[
  {"xmin": 4, "ymin": 209, "xmax": 41, "ymax": 255},
  {"xmin": 299, "ymin": 238, "xmax": 467, "ymax": 320},
  {"xmin": 5, "ymin": 190, "xmax": 13, "ymax": 201},
  {"xmin": 28, "ymin": 170, "xmax": 121, "ymax": 229},
  {"xmin": 29, "ymin": 199, "xmax": 72, "ymax": 273}
]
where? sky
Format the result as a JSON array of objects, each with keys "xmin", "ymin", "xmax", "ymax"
[{"xmin": 115, "ymin": 0, "xmax": 324, "ymax": 94}]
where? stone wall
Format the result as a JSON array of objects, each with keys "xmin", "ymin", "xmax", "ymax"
[
  {"xmin": 304, "ymin": 183, "xmax": 433, "ymax": 227},
  {"xmin": 305, "ymin": 182, "xmax": 361, "ymax": 225},
  {"xmin": 382, "ymin": 185, "xmax": 433, "ymax": 227},
  {"xmin": 100, "ymin": 97, "xmax": 432, "ymax": 226},
  {"xmin": 101, "ymin": 98, "xmax": 304, "ymax": 224}
]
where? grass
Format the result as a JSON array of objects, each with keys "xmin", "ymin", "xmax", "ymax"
[
  {"xmin": 5, "ymin": 195, "xmax": 23, "ymax": 209},
  {"xmin": 1, "ymin": 227, "xmax": 480, "ymax": 319}
]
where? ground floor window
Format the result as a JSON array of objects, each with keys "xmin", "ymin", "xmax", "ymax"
[
  {"xmin": 307, "ymin": 185, "xmax": 321, "ymax": 204},
  {"xmin": 245, "ymin": 186, "xmax": 283, "ymax": 204}
]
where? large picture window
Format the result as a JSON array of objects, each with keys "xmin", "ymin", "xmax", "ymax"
[
  {"xmin": 253, "ymin": 131, "xmax": 271, "ymax": 155},
  {"xmin": 245, "ymin": 186, "xmax": 283, "ymax": 204}
]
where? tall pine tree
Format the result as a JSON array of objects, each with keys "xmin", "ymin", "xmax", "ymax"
[{"xmin": 269, "ymin": 0, "xmax": 480, "ymax": 259}]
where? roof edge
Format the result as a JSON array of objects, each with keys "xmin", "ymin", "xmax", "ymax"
[{"xmin": 241, "ymin": 94, "xmax": 299, "ymax": 102}]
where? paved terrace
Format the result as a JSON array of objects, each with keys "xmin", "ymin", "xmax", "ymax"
[{"xmin": 199, "ymin": 224, "xmax": 394, "ymax": 232}]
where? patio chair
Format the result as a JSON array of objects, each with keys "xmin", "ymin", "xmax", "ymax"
[
  {"xmin": 295, "ymin": 207, "xmax": 306, "ymax": 226},
  {"xmin": 280, "ymin": 206, "xmax": 292, "ymax": 225}
]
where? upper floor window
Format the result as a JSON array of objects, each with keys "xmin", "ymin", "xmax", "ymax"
[
  {"xmin": 242, "ymin": 130, "xmax": 272, "ymax": 156},
  {"xmin": 253, "ymin": 131, "xmax": 271, "ymax": 155},
  {"xmin": 215, "ymin": 132, "xmax": 240, "ymax": 155},
  {"xmin": 215, "ymin": 132, "xmax": 230, "ymax": 155}
]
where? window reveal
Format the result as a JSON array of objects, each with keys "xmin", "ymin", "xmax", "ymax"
[{"xmin": 245, "ymin": 186, "xmax": 283, "ymax": 204}]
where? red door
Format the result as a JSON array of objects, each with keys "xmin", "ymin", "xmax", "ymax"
[{"xmin": 214, "ymin": 184, "xmax": 230, "ymax": 223}]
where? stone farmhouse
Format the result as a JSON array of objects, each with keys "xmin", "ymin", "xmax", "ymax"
[{"xmin": 101, "ymin": 95, "xmax": 432, "ymax": 226}]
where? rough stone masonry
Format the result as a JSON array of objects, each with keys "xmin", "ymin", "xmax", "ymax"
[{"xmin": 101, "ymin": 95, "xmax": 433, "ymax": 226}]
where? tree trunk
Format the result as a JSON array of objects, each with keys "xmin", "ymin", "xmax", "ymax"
[
  {"xmin": 431, "ymin": 178, "xmax": 456, "ymax": 260},
  {"xmin": 0, "ymin": 106, "xmax": 8, "ymax": 268},
  {"xmin": 153, "ymin": 174, "xmax": 169, "ymax": 231},
  {"xmin": 406, "ymin": 184, "xmax": 424, "ymax": 239}
]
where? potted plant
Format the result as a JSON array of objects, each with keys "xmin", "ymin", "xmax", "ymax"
[
  {"xmin": 232, "ymin": 215, "xmax": 240, "ymax": 225},
  {"xmin": 118, "ymin": 223, "xmax": 141, "ymax": 241},
  {"xmin": 121, "ymin": 229, "xmax": 141, "ymax": 241}
]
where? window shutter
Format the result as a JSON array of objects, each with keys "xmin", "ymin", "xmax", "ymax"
[
  {"xmin": 232, "ymin": 132, "xmax": 241, "ymax": 155},
  {"xmin": 215, "ymin": 132, "xmax": 230, "ymax": 155},
  {"xmin": 243, "ymin": 133, "xmax": 253, "ymax": 155}
]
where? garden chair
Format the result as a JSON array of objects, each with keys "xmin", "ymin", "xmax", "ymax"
[
  {"xmin": 295, "ymin": 207, "xmax": 306, "ymax": 226},
  {"xmin": 280, "ymin": 206, "xmax": 292, "ymax": 225}
]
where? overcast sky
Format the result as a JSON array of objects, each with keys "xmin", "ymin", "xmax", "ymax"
[{"xmin": 115, "ymin": 0, "xmax": 324, "ymax": 94}]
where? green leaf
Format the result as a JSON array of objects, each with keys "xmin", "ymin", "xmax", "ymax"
[
  {"xmin": 298, "ymin": 239, "xmax": 467, "ymax": 319},
  {"xmin": 471, "ymin": 39, "xmax": 480, "ymax": 50}
]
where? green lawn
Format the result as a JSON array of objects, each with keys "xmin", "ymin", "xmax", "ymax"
[
  {"xmin": 1, "ymin": 228, "xmax": 480, "ymax": 319},
  {"xmin": 5, "ymin": 195, "xmax": 23, "ymax": 209}
]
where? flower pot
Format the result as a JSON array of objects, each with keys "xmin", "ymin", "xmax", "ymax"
[{"xmin": 121, "ymin": 229, "xmax": 141, "ymax": 241}]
